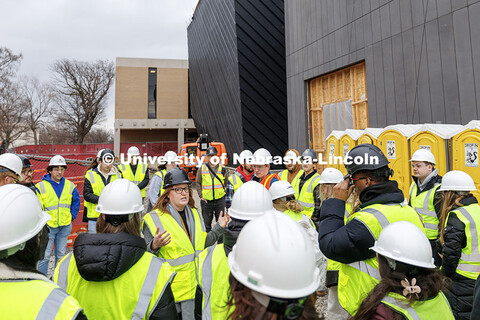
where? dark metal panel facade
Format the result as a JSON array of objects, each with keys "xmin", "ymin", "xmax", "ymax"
[
  {"xmin": 286, "ymin": 0, "xmax": 480, "ymax": 148},
  {"xmin": 188, "ymin": 0, "xmax": 287, "ymax": 158}
]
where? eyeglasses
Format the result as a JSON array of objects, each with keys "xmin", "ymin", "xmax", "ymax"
[
  {"xmin": 6, "ymin": 175, "xmax": 19, "ymax": 183},
  {"xmin": 173, "ymin": 187, "xmax": 189, "ymax": 194},
  {"xmin": 22, "ymin": 169, "xmax": 34, "ymax": 175},
  {"xmin": 52, "ymin": 167, "xmax": 65, "ymax": 172},
  {"xmin": 351, "ymin": 176, "xmax": 369, "ymax": 183}
]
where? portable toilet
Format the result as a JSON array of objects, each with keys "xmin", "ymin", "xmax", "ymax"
[
  {"xmin": 326, "ymin": 130, "xmax": 344, "ymax": 171},
  {"xmin": 377, "ymin": 124, "xmax": 422, "ymax": 197},
  {"xmin": 338, "ymin": 129, "xmax": 364, "ymax": 175},
  {"xmin": 358, "ymin": 128, "xmax": 383, "ymax": 145},
  {"xmin": 452, "ymin": 120, "xmax": 480, "ymax": 201},
  {"xmin": 409, "ymin": 124, "xmax": 464, "ymax": 176}
]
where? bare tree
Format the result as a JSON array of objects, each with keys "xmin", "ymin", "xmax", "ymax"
[
  {"xmin": 21, "ymin": 77, "xmax": 54, "ymax": 144},
  {"xmin": 84, "ymin": 127, "xmax": 113, "ymax": 143},
  {"xmin": 0, "ymin": 81, "xmax": 27, "ymax": 148},
  {"xmin": 38, "ymin": 125, "xmax": 72, "ymax": 144},
  {"xmin": 51, "ymin": 59, "xmax": 114, "ymax": 144},
  {"xmin": 0, "ymin": 47, "xmax": 22, "ymax": 82}
]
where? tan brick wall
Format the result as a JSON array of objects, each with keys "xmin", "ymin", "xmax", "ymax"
[{"xmin": 115, "ymin": 61, "xmax": 188, "ymax": 120}]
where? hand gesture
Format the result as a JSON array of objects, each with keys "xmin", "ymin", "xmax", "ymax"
[
  {"xmin": 217, "ymin": 210, "xmax": 231, "ymax": 228},
  {"xmin": 151, "ymin": 228, "xmax": 171, "ymax": 251},
  {"xmin": 333, "ymin": 179, "xmax": 354, "ymax": 201}
]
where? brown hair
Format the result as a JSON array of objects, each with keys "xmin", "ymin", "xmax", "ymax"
[
  {"xmin": 353, "ymin": 255, "xmax": 443, "ymax": 320},
  {"xmin": 96, "ymin": 213, "xmax": 141, "ymax": 237},
  {"xmin": 227, "ymin": 274, "xmax": 321, "ymax": 320},
  {"xmin": 439, "ymin": 191, "xmax": 470, "ymax": 244},
  {"xmin": 273, "ymin": 199, "xmax": 303, "ymax": 213},
  {"xmin": 153, "ymin": 185, "xmax": 196, "ymax": 212}
]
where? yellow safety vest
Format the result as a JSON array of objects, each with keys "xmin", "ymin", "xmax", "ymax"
[
  {"xmin": 197, "ymin": 244, "xmax": 234, "ymax": 319},
  {"xmin": 280, "ymin": 169, "xmax": 304, "ymax": 194},
  {"xmin": 0, "ymin": 279, "xmax": 83, "ymax": 320},
  {"xmin": 227, "ymin": 172, "xmax": 245, "ymax": 193},
  {"xmin": 381, "ymin": 292, "xmax": 454, "ymax": 319},
  {"xmin": 84, "ymin": 169, "xmax": 121, "ymax": 219},
  {"xmin": 446, "ymin": 204, "xmax": 480, "ymax": 279},
  {"xmin": 327, "ymin": 203, "xmax": 353, "ymax": 273},
  {"xmin": 297, "ymin": 173, "xmax": 321, "ymax": 218},
  {"xmin": 155, "ymin": 169, "xmax": 168, "ymax": 197},
  {"xmin": 409, "ymin": 182, "xmax": 441, "ymax": 240},
  {"xmin": 120, "ymin": 163, "xmax": 147, "ymax": 197},
  {"xmin": 142, "ymin": 207, "xmax": 207, "ymax": 302},
  {"xmin": 282, "ymin": 209, "xmax": 315, "ymax": 228},
  {"xmin": 53, "ymin": 251, "xmax": 175, "ymax": 320},
  {"xmin": 36, "ymin": 179, "xmax": 75, "ymax": 228},
  {"xmin": 201, "ymin": 164, "xmax": 225, "ymax": 200},
  {"xmin": 338, "ymin": 203, "xmax": 425, "ymax": 315}
]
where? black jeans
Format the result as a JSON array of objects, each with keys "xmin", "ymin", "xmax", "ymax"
[{"xmin": 201, "ymin": 197, "xmax": 225, "ymax": 233}]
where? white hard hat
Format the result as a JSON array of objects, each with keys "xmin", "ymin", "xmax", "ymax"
[
  {"xmin": 252, "ymin": 148, "xmax": 272, "ymax": 165},
  {"xmin": 0, "ymin": 153, "xmax": 23, "ymax": 180},
  {"xmin": 228, "ymin": 212, "xmax": 321, "ymax": 298},
  {"xmin": 371, "ymin": 221, "xmax": 435, "ymax": 269},
  {"xmin": 410, "ymin": 149, "xmax": 436, "ymax": 165},
  {"xmin": 96, "ymin": 179, "xmax": 144, "ymax": 215},
  {"xmin": 239, "ymin": 150, "xmax": 253, "ymax": 164},
  {"xmin": 319, "ymin": 168, "xmax": 344, "ymax": 184},
  {"xmin": 284, "ymin": 150, "xmax": 297, "ymax": 161},
  {"xmin": 96, "ymin": 149, "xmax": 105, "ymax": 159},
  {"xmin": 0, "ymin": 184, "xmax": 50, "ymax": 254},
  {"xmin": 438, "ymin": 170, "xmax": 476, "ymax": 192},
  {"xmin": 269, "ymin": 180, "xmax": 295, "ymax": 200},
  {"xmin": 49, "ymin": 155, "xmax": 67, "ymax": 167},
  {"xmin": 229, "ymin": 181, "xmax": 276, "ymax": 220},
  {"xmin": 164, "ymin": 151, "xmax": 178, "ymax": 162},
  {"xmin": 127, "ymin": 146, "xmax": 140, "ymax": 156}
]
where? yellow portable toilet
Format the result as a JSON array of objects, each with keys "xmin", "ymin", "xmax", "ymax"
[
  {"xmin": 338, "ymin": 129, "xmax": 364, "ymax": 175},
  {"xmin": 452, "ymin": 120, "xmax": 480, "ymax": 201},
  {"xmin": 326, "ymin": 130, "xmax": 344, "ymax": 171},
  {"xmin": 358, "ymin": 128, "xmax": 383, "ymax": 145},
  {"xmin": 410, "ymin": 124, "xmax": 464, "ymax": 176},
  {"xmin": 377, "ymin": 124, "xmax": 422, "ymax": 197}
]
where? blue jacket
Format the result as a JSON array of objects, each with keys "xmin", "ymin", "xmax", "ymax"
[{"xmin": 40, "ymin": 174, "xmax": 80, "ymax": 221}]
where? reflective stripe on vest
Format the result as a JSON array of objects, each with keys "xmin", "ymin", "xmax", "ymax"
[
  {"xmin": 54, "ymin": 252, "xmax": 175, "ymax": 319},
  {"xmin": 0, "ymin": 279, "xmax": 83, "ymax": 320},
  {"xmin": 339, "ymin": 204, "xmax": 425, "ymax": 315},
  {"xmin": 228, "ymin": 172, "xmax": 244, "ymax": 193},
  {"xmin": 155, "ymin": 169, "xmax": 167, "ymax": 197},
  {"xmin": 450, "ymin": 206, "xmax": 480, "ymax": 278},
  {"xmin": 297, "ymin": 174, "xmax": 321, "ymax": 218},
  {"xmin": 84, "ymin": 169, "xmax": 121, "ymax": 218},
  {"xmin": 200, "ymin": 245, "xmax": 216, "ymax": 319},
  {"xmin": 120, "ymin": 163, "xmax": 147, "ymax": 196},
  {"xmin": 201, "ymin": 164, "xmax": 225, "ymax": 200},
  {"xmin": 409, "ymin": 182, "xmax": 440, "ymax": 239},
  {"xmin": 381, "ymin": 292, "xmax": 454, "ymax": 320},
  {"xmin": 36, "ymin": 179, "xmax": 75, "ymax": 228},
  {"xmin": 142, "ymin": 206, "xmax": 207, "ymax": 302},
  {"xmin": 260, "ymin": 173, "xmax": 279, "ymax": 190}
]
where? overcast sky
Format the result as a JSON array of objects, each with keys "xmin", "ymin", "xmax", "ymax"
[{"xmin": 0, "ymin": 0, "xmax": 199, "ymax": 131}]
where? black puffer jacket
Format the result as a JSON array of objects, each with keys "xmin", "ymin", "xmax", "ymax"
[
  {"xmin": 441, "ymin": 196, "xmax": 479, "ymax": 320},
  {"xmin": 319, "ymin": 181, "xmax": 405, "ymax": 286},
  {"xmin": 73, "ymin": 232, "xmax": 178, "ymax": 319}
]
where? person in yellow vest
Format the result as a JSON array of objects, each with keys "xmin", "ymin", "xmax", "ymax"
[
  {"xmin": 318, "ymin": 144, "xmax": 425, "ymax": 316},
  {"xmin": 0, "ymin": 153, "xmax": 23, "ymax": 186},
  {"xmin": 251, "ymin": 148, "xmax": 279, "ymax": 190},
  {"xmin": 354, "ymin": 221, "xmax": 454, "ymax": 320},
  {"xmin": 195, "ymin": 146, "xmax": 228, "ymax": 233},
  {"xmin": 119, "ymin": 146, "xmax": 149, "ymax": 199},
  {"xmin": 148, "ymin": 150, "xmax": 178, "ymax": 211},
  {"xmin": 408, "ymin": 149, "xmax": 443, "ymax": 266},
  {"xmin": 297, "ymin": 149, "xmax": 321, "ymax": 219},
  {"xmin": 280, "ymin": 149, "xmax": 303, "ymax": 190},
  {"xmin": 226, "ymin": 212, "xmax": 322, "ymax": 319},
  {"xmin": 142, "ymin": 167, "xmax": 230, "ymax": 319},
  {"xmin": 54, "ymin": 179, "xmax": 178, "ymax": 319},
  {"xmin": 0, "ymin": 184, "xmax": 85, "ymax": 319},
  {"xmin": 438, "ymin": 170, "xmax": 480, "ymax": 320},
  {"xmin": 83, "ymin": 148, "xmax": 122, "ymax": 234},
  {"xmin": 197, "ymin": 181, "xmax": 277, "ymax": 319},
  {"xmin": 36, "ymin": 155, "xmax": 80, "ymax": 276},
  {"xmin": 225, "ymin": 149, "xmax": 254, "ymax": 209}
]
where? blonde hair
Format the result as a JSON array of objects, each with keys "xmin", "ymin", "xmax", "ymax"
[
  {"xmin": 273, "ymin": 199, "xmax": 303, "ymax": 213},
  {"xmin": 439, "ymin": 191, "xmax": 470, "ymax": 244}
]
